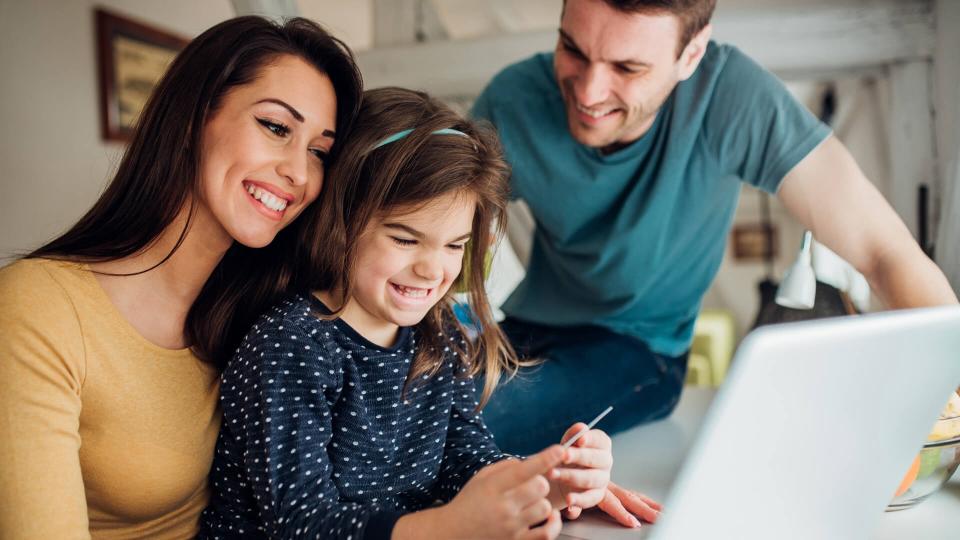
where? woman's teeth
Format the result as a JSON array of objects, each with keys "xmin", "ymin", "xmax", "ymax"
[
  {"xmin": 247, "ymin": 184, "xmax": 288, "ymax": 212},
  {"xmin": 394, "ymin": 284, "xmax": 429, "ymax": 298}
]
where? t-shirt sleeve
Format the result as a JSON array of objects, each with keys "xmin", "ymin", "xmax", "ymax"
[
  {"xmin": 702, "ymin": 47, "xmax": 832, "ymax": 193},
  {"xmin": 0, "ymin": 262, "xmax": 90, "ymax": 539},
  {"xmin": 217, "ymin": 316, "xmax": 402, "ymax": 540},
  {"xmin": 430, "ymin": 338, "xmax": 508, "ymax": 502},
  {"xmin": 470, "ymin": 84, "xmax": 496, "ymax": 126},
  {"xmin": 471, "ymin": 79, "xmax": 523, "ymax": 202}
]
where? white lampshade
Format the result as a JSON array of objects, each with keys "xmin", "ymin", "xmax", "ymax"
[{"xmin": 776, "ymin": 231, "xmax": 816, "ymax": 309}]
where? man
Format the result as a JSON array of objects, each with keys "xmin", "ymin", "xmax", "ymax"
[{"xmin": 473, "ymin": 0, "xmax": 956, "ymax": 458}]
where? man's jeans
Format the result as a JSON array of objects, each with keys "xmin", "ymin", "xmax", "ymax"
[{"xmin": 479, "ymin": 317, "xmax": 688, "ymax": 455}]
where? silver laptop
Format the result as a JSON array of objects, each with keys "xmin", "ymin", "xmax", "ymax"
[{"xmin": 645, "ymin": 306, "xmax": 960, "ymax": 539}]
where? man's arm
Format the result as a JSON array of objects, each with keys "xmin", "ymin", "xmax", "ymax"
[{"xmin": 777, "ymin": 134, "xmax": 958, "ymax": 308}]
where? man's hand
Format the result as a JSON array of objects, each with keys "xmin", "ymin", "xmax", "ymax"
[{"xmin": 563, "ymin": 481, "xmax": 661, "ymax": 528}]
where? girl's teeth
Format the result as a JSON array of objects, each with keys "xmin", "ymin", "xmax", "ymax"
[{"xmin": 396, "ymin": 285, "xmax": 428, "ymax": 298}]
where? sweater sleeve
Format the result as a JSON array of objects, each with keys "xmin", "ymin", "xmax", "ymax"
[
  {"xmin": 431, "ymin": 342, "xmax": 508, "ymax": 502},
  {"xmin": 219, "ymin": 314, "xmax": 403, "ymax": 540},
  {"xmin": 0, "ymin": 261, "xmax": 90, "ymax": 539}
]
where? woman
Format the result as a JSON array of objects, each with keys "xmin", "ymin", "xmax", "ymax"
[{"xmin": 0, "ymin": 16, "xmax": 361, "ymax": 539}]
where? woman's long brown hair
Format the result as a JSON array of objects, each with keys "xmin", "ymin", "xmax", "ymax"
[
  {"xmin": 296, "ymin": 87, "xmax": 517, "ymax": 407},
  {"xmin": 27, "ymin": 17, "xmax": 363, "ymax": 368}
]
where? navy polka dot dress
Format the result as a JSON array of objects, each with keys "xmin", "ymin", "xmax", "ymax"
[{"xmin": 199, "ymin": 294, "xmax": 506, "ymax": 539}]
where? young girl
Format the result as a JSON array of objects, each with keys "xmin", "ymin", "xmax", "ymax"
[{"xmin": 200, "ymin": 88, "xmax": 615, "ymax": 539}]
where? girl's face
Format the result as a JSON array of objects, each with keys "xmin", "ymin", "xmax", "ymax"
[
  {"xmin": 345, "ymin": 190, "xmax": 476, "ymax": 343},
  {"xmin": 197, "ymin": 54, "xmax": 338, "ymax": 249}
]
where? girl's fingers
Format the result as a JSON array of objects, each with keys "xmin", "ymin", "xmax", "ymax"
[
  {"xmin": 518, "ymin": 497, "xmax": 554, "ymax": 527},
  {"xmin": 561, "ymin": 426, "xmax": 612, "ymax": 452},
  {"xmin": 566, "ymin": 488, "xmax": 606, "ymax": 509},
  {"xmin": 521, "ymin": 509, "xmax": 562, "ymax": 540},
  {"xmin": 597, "ymin": 488, "xmax": 642, "ymax": 528},
  {"xmin": 609, "ymin": 482, "xmax": 663, "ymax": 513},
  {"xmin": 548, "ymin": 467, "xmax": 609, "ymax": 490},
  {"xmin": 494, "ymin": 445, "xmax": 565, "ymax": 491},
  {"xmin": 562, "ymin": 505, "xmax": 582, "ymax": 520},
  {"xmin": 562, "ymin": 446, "xmax": 613, "ymax": 469},
  {"xmin": 561, "ymin": 423, "xmax": 588, "ymax": 445},
  {"xmin": 507, "ymin": 473, "xmax": 552, "ymax": 507}
]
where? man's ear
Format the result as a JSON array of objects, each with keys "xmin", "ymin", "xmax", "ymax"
[{"xmin": 677, "ymin": 23, "xmax": 712, "ymax": 81}]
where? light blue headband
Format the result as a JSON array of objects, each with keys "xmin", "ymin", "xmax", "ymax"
[{"xmin": 372, "ymin": 127, "xmax": 469, "ymax": 150}]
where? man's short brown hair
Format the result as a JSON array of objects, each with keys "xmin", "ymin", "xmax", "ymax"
[{"xmin": 598, "ymin": 0, "xmax": 716, "ymax": 57}]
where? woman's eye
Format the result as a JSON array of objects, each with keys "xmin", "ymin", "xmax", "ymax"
[
  {"xmin": 310, "ymin": 148, "xmax": 329, "ymax": 164},
  {"xmin": 257, "ymin": 118, "xmax": 290, "ymax": 137},
  {"xmin": 391, "ymin": 237, "xmax": 417, "ymax": 247}
]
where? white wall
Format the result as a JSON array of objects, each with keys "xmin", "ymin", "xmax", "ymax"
[
  {"xmin": 933, "ymin": 0, "xmax": 960, "ymax": 293},
  {"xmin": 0, "ymin": 0, "xmax": 371, "ymax": 262}
]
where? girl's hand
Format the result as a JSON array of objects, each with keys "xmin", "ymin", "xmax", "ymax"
[
  {"xmin": 395, "ymin": 445, "xmax": 566, "ymax": 540},
  {"xmin": 599, "ymin": 482, "xmax": 662, "ymax": 527},
  {"xmin": 546, "ymin": 423, "xmax": 613, "ymax": 511},
  {"xmin": 564, "ymin": 481, "xmax": 662, "ymax": 528}
]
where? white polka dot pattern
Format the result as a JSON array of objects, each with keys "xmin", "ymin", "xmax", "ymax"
[{"xmin": 199, "ymin": 294, "xmax": 505, "ymax": 539}]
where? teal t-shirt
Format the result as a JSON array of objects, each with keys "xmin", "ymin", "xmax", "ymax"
[{"xmin": 472, "ymin": 42, "xmax": 831, "ymax": 356}]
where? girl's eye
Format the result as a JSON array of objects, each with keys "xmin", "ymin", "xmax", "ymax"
[
  {"xmin": 257, "ymin": 118, "xmax": 290, "ymax": 137},
  {"xmin": 448, "ymin": 243, "xmax": 466, "ymax": 251},
  {"xmin": 391, "ymin": 237, "xmax": 417, "ymax": 247},
  {"xmin": 310, "ymin": 148, "xmax": 329, "ymax": 164}
]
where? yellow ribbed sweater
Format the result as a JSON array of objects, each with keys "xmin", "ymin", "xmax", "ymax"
[{"xmin": 0, "ymin": 259, "xmax": 220, "ymax": 539}]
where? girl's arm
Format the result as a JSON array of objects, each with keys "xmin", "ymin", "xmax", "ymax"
[
  {"xmin": 393, "ymin": 445, "xmax": 567, "ymax": 540},
  {"xmin": 431, "ymin": 356, "xmax": 510, "ymax": 501},
  {"xmin": 212, "ymin": 315, "xmax": 403, "ymax": 540}
]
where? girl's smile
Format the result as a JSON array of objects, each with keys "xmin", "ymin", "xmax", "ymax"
[{"xmin": 336, "ymin": 190, "xmax": 476, "ymax": 348}]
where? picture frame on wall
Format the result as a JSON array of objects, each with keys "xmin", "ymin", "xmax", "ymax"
[{"xmin": 95, "ymin": 8, "xmax": 188, "ymax": 142}]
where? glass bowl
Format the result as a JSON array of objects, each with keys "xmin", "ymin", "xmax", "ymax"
[{"xmin": 887, "ymin": 413, "xmax": 960, "ymax": 511}]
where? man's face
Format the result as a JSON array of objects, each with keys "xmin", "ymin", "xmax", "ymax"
[{"xmin": 555, "ymin": 0, "xmax": 692, "ymax": 150}]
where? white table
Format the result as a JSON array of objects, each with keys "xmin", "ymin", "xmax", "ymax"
[{"xmin": 560, "ymin": 388, "xmax": 960, "ymax": 539}]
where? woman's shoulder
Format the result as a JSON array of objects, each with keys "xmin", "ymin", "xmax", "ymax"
[
  {"xmin": 0, "ymin": 257, "xmax": 86, "ymax": 292},
  {"xmin": 0, "ymin": 258, "xmax": 87, "ymax": 384},
  {"xmin": 0, "ymin": 258, "xmax": 91, "ymax": 319}
]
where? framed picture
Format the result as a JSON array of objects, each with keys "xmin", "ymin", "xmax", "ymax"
[
  {"xmin": 96, "ymin": 8, "xmax": 188, "ymax": 142},
  {"xmin": 731, "ymin": 223, "xmax": 778, "ymax": 261}
]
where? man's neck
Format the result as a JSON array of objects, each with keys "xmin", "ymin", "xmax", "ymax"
[{"xmin": 597, "ymin": 110, "xmax": 659, "ymax": 155}]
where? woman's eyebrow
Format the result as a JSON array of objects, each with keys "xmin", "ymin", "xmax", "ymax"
[
  {"xmin": 256, "ymin": 98, "xmax": 304, "ymax": 122},
  {"xmin": 256, "ymin": 98, "xmax": 336, "ymax": 139}
]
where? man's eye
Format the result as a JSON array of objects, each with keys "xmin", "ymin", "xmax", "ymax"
[
  {"xmin": 391, "ymin": 237, "xmax": 416, "ymax": 247},
  {"xmin": 257, "ymin": 118, "xmax": 290, "ymax": 137},
  {"xmin": 563, "ymin": 42, "xmax": 585, "ymax": 60}
]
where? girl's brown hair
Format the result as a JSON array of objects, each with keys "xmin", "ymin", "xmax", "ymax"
[{"xmin": 295, "ymin": 87, "xmax": 516, "ymax": 407}]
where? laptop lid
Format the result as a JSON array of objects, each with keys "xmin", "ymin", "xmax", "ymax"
[{"xmin": 651, "ymin": 306, "xmax": 960, "ymax": 539}]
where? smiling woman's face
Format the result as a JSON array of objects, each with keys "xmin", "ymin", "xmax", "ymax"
[{"xmin": 197, "ymin": 54, "xmax": 338, "ymax": 249}]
